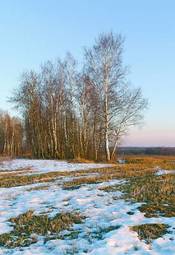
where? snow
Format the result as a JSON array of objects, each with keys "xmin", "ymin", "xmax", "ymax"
[
  {"xmin": 0, "ymin": 160, "xmax": 175, "ymax": 254},
  {"xmin": 155, "ymin": 169, "xmax": 175, "ymax": 175},
  {"xmin": 117, "ymin": 159, "xmax": 126, "ymax": 164},
  {"xmin": 0, "ymin": 159, "xmax": 113, "ymax": 174}
]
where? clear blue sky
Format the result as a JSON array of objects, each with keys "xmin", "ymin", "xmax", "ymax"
[{"xmin": 0, "ymin": 0, "xmax": 175, "ymax": 146}]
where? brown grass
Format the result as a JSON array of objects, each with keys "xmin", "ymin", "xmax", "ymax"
[
  {"xmin": 67, "ymin": 158, "xmax": 96, "ymax": 163},
  {"xmin": 0, "ymin": 210, "xmax": 84, "ymax": 248},
  {"xmin": 0, "ymin": 155, "xmax": 175, "ymax": 189}
]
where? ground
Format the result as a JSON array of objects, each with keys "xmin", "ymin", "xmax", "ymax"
[{"xmin": 0, "ymin": 156, "xmax": 175, "ymax": 254}]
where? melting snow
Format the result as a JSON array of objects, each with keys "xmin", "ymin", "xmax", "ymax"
[
  {"xmin": 0, "ymin": 159, "xmax": 113, "ymax": 174},
  {"xmin": 155, "ymin": 169, "xmax": 175, "ymax": 176},
  {"xmin": 0, "ymin": 160, "xmax": 174, "ymax": 254}
]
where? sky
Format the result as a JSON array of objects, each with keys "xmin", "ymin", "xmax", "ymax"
[{"xmin": 0, "ymin": 0, "xmax": 175, "ymax": 147}]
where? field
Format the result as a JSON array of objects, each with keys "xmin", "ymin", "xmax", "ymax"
[{"xmin": 0, "ymin": 156, "xmax": 175, "ymax": 254}]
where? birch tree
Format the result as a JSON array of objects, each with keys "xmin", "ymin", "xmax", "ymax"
[
  {"xmin": 0, "ymin": 111, "xmax": 23, "ymax": 156},
  {"xmin": 9, "ymin": 32, "xmax": 147, "ymax": 161},
  {"xmin": 84, "ymin": 33, "xmax": 147, "ymax": 161}
]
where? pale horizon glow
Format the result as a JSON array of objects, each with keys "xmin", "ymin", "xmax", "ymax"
[
  {"xmin": 0, "ymin": 0, "xmax": 175, "ymax": 147},
  {"xmin": 123, "ymin": 128, "xmax": 175, "ymax": 147}
]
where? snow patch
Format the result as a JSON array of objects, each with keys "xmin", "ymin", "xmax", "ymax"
[
  {"xmin": 0, "ymin": 159, "xmax": 113, "ymax": 174},
  {"xmin": 155, "ymin": 169, "xmax": 175, "ymax": 176}
]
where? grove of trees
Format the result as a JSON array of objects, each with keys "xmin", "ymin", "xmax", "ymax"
[
  {"xmin": 0, "ymin": 111, "xmax": 23, "ymax": 156},
  {"xmin": 0, "ymin": 33, "xmax": 147, "ymax": 161}
]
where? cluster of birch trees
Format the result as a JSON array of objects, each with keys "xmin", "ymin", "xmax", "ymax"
[
  {"xmin": 3, "ymin": 33, "xmax": 147, "ymax": 161},
  {"xmin": 0, "ymin": 111, "xmax": 23, "ymax": 156}
]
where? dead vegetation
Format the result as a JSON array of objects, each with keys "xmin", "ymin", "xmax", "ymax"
[
  {"xmin": 0, "ymin": 156, "xmax": 175, "ymax": 189},
  {"xmin": 0, "ymin": 210, "xmax": 84, "ymax": 248},
  {"xmin": 0, "ymin": 155, "xmax": 175, "ymax": 247},
  {"xmin": 131, "ymin": 224, "xmax": 170, "ymax": 244}
]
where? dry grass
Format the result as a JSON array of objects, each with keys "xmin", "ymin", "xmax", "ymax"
[
  {"xmin": 68, "ymin": 158, "xmax": 96, "ymax": 163},
  {"xmin": 0, "ymin": 155, "xmax": 175, "ymax": 247},
  {"xmin": 62, "ymin": 165, "xmax": 155, "ymax": 189},
  {"xmin": 0, "ymin": 155, "xmax": 175, "ymax": 188},
  {"xmin": 131, "ymin": 223, "xmax": 169, "ymax": 244},
  {"xmin": 102, "ymin": 173, "xmax": 175, "ymax": 217},
  {"xmin": 0, "ymin": 210, "xmax": 84, "ymax": 248},
  {"xmin": 125, "ymin": 155, "xmax": 175, "ymax": 170}
]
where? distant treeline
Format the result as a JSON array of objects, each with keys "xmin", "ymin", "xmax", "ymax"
[
  {"xmin": 0, "ymin": 33, "xmax": 147, "ymax": 161},
  {"xmin": 118, "ymin": 147, "xmax": 175, "ymax": 156}
]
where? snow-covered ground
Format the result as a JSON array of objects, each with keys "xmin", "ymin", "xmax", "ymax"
[
  {"xmin": 0, "ymin": 159, "xmax": 113, "ymax": 174},
  {"xmin": 0, "ymin": 160, "xmax": 175, "ymax": 254}
]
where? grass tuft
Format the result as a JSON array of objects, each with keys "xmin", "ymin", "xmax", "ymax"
[
  {"xmin": 0, "ymin": 210, "xmax": 84, "ymax": 248},
  {"xmin": 131, "ymin": 223, "xmax": 169, "ymax": 243}
]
